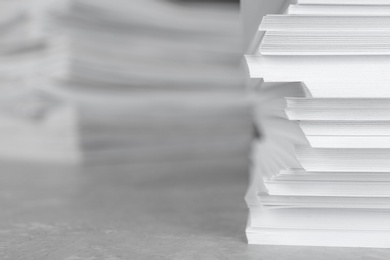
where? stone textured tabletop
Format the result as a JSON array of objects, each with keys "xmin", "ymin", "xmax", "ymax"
[{"xmin": 1, "ymin": 160, "xmax": 390, "ymax": 259}]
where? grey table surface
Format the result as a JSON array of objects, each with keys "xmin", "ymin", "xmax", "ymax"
[{"xmin": 1, "ymin": 160, "xmax": 390, "ymax": 260}]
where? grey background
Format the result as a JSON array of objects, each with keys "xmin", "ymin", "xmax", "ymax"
[{"xmin": 2, "ymin": 162, "xmax": 390, "ymax": 259}]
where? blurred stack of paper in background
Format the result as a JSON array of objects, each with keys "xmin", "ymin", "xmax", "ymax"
[
  {"xmin": 0, "ymin": 0, "xmax": 252, "ymax": 168},
  {"xmin": 245, "ymin": 0, "xmax": 390, "ymax": 248},
  {"xmin": 0, "ymin": 0, "xmax": 49, "ymax": 86}
]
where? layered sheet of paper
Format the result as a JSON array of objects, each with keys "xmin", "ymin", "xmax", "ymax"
[{"xmin": 245, "ymin": 0, "xmax": 390, "ymax": 248}]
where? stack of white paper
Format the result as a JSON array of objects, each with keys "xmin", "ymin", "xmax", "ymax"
[
  {"xmin": 0, "ymin": 0, "xmax": 250, "ymax": 167},
  {"xmin": 44, "ymin": 0, "xmax": 243, "ymax": 92},
  {"xmin": 245, "ymin": 0, "xmax": 390, "ymax": 248}
]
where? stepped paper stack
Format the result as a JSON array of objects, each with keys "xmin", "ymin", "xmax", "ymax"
[
  {"xmin": 0, "ymin": 0, "xmax": 251, "ymax": 168},
  {"xmin": 245, "ymin": 0, "xmax": 390, "ymax": 248}
]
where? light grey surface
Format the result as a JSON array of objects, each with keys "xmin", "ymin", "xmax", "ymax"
[{"xmin": 1, "ymin": 161, "xmax": 390, "ymax": 259}]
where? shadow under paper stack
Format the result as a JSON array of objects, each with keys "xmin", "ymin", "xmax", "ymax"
[{"xmin": 0, "ymin": 0, "xmax": 252, "ymax": 169}]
